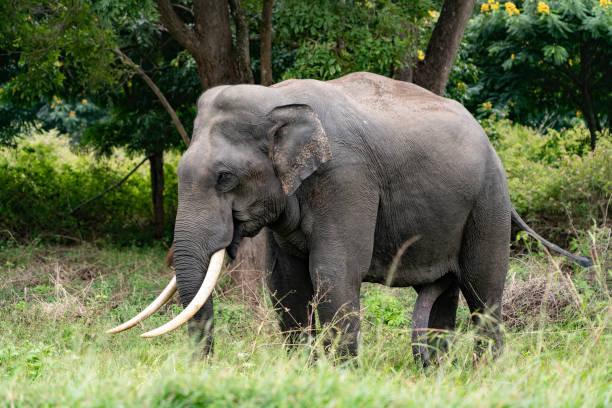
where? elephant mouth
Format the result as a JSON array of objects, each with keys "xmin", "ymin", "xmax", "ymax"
[{"xmin": 227, "ymin": 218, "xmax": 243, "ymax": 260}]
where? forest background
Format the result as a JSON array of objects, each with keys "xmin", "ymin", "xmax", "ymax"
[{"xmin": 0, "ymin": 1, "xmax": 610, "ymax": 406}]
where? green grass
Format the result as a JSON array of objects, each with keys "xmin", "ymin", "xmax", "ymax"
[{"xmin": 0, "ymin": 227, "xmax": 610, "ymax": 407}]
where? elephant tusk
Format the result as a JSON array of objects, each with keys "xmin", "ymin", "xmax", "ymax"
[
  {"xmin": 140, "ymin": 249, "xmax": 225, "ymax": 338},
  {"xmin": 106, "ymin": 276, "xmax": 177, "ymax": 334}
]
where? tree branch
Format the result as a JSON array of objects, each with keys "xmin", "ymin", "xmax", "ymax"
[
  {"xmin": 69, "ymin": 155, "xmax": 151, "ymax": 214},
  {"xmin": 113, "ymin": 48, "xmax": 190, "ymax": 147},
  {"xmin": 154, "ymin": 0, "xmax": 198, "ymax": 55}
]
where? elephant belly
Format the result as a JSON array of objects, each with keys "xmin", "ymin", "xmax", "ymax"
[{"xmin": 363, "ymin": 197, "xmax": 469, "ymax": 287}]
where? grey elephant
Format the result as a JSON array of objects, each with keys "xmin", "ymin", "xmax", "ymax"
[{"xmin": 108, "ymin": 72, "xmax": 591, "ymax": 365}]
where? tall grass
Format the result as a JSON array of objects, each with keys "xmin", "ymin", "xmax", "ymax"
[{"xmin": 0, "ymin": 225, "xmax": 609, "ymax": 407}]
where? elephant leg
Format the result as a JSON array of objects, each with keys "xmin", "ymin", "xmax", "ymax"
[
  {"xmin": 188, "ymin": 297, "xmax": 214, "ymax": 356},
  {"xmin": 458, "ymin": 198, "xmax": 510, "ymax": 359},
  {"xmin": 307, "ymin": 180, "xmax": 379, "ymax": 360},
  {"xmin": 266, "ymin": 230, "xmax": 315, "ymax": 348},
  {"xmin": 411, "ymin": 274, "xmax": 454, "ymax": 367},
  {"xmin": 427, "ymin": 281, "xmax": 460, "ymax": 356}
]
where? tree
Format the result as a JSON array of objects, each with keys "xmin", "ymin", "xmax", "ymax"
[
  {"xmin": 153, "ymin": 0, "xmax": 254, "ymax": 88},
  {"xmin": 0, "ymin": 1, "xmax": 200, "ymax": 239},
  {"xmin": 461, "ymin": 0, "xmax": 611, "ymax": 149},
  {"xmin": 412, "ymin": 0, "xmax": 477, "ymax": 94},
  {"xmin": 273, "ymin": 0, "xmax": 433, "ymax": 81},
  {"xmin": 260, "ymin": 0, "xmax": 275, "ymax": 85}
]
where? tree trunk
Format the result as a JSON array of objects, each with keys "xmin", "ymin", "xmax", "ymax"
[
  {"xmin": 155, "ymin": 0, "xmax": 263, "ymax": 296},
  {"xmin": 412, "ymin": 0, "xmax": 476, "ymax": 95},
  {"xmin": 579, "ymin": 41, "xmax": 600, "ymax": 150},
  {"xmin": 154, "ymin": 0, "xmax": 248, "ymax": 89},
  {"xmin": 260, "ymin": 0, "xmax": 274, "ymax": 86},
  {"xmin": 229, "ymin": 0, "xmax": 255, "ymax": 84},
  {"xmin": 581, "ymin": 88, "xmax": 600, "ymax": 151},
  {"xmin": 150, "ymin": 150, "xmax": 165, "ymax": 239}
]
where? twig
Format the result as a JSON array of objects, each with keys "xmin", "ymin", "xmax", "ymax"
[{"xmin": 69, "ymin": 156, "xmax": 150, "ymax": 214}]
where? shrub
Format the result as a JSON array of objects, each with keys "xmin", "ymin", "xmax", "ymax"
[
  {"xmin": 489, "ymin": 119, "xmax": 611, "ymax": 243},
  {"xmin": 0, "ymin": 131, "xmax": 179, "ymax": 245}
]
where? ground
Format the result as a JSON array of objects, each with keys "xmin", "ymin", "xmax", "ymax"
[{"xmin": 0, "ymin": 227, "xmax": 610, "ymax": 407}]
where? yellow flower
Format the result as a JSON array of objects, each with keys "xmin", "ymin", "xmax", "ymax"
[
  {"xmin": 511, "ymin": 53, "xmax": 515, "ymax": 60},
  {"xmin": 428, "ymin": 10, "xmax": 439, "ymax": 18},
  {"xmin": 568, "ymin": 59, "xmax": 573, "ymax": 66},
  {"xmin": 173, "ymin": 61, "xmax": 179, "ymax": 67},
  {"xmin": 537, "ymin": 1, "xmax": 550, "ymax": 14},
  {"xmin": 482, "ymin": 101, "xmax": 493, "ymax": 110},
  {"xmin": 127, "ymin": 81, "xmax": 132, "ymax": 87},
  {"xmin": 81, "ymin": 98, "xmax": 88, "ymax": 104},
  {"xmin": 27, "ymin": 15, "xmax": 31, "ymax": 21},
  {"xmin": 50, "ymin": 104, "xmax": 55, "ymax": 109},
  {"xmin": 490, "ymin": 1, "xmax": 500, "ymax": 10},
  {"xmin": 505, "ymin": 2, "xmax": 520, "ymax": 15},
  {"xmin": 576, "ymin": 110, "xmax": 582, "ymax": 117},
  {"xmin": 417, "ymin": 50, "xmax": 425, "ymax": 60},
  {"xmin": 55, "ymin": 61, "xmax": 63, "ymax": 67},
  {"xmin": 600, "ymin": 0, "xmax": 609, "ymax": 8},
  {"xmin": 69, "ymin": 110, "xmax": 76, "ymax": 118},
  {"xmin": 481, "ymin": 3, "xmax": 490, "ymax": 13}
]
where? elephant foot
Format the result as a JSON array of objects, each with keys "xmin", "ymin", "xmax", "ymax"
[{"xmin": 411, "ymin": 275, "xmax": 454, "ymax": 367}]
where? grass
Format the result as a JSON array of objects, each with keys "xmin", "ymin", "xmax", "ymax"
[{"xmin": 0, "ymin": 227, "xmax": 610, "ymax": 407}]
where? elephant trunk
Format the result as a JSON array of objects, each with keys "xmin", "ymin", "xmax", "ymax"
[
  {"xmin": 140, "ymin": 247, "xmax": 225, "ymax": 338},
  {"xmin": 138, "ymin": 204, "xmax": 233, "ymax": 338}
]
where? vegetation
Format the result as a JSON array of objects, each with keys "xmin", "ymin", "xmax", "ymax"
[
  {"xmin": 459, "ymin": 0, "xmax": 611, "ymax": 148},
  {"xmin": 0, "ymin": 131, "xmax": 179, "ymax": 245},
  {"xmin": 0, "ymin": 224, "xmax": 609, "ymax": 406},
  {"xmin": 2, "ymin": 121, "xmax": 607, "ymax": 247},
  {"xmin": 0, "ymin": 1, "xmax": 610, "ymax": 405}
]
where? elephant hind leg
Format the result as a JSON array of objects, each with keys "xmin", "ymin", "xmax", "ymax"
[
  {"xmin": 458, "ymin": 198, "xmax": 510, "ymax": 359},
  {"xmin": 428, "ymin": 280, "xmax": 460, "ymax": 355},
  {"xmin": 412, "ymin": 274, "xmax": 456, "ymax": 367}
]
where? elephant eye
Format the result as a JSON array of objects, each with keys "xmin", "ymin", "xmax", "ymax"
[
  {"xmin": 216, "ymin": 171, "xmax": 238, "ymax": 192},
  {"xmin": 217, "ymin": 172, "xmax": 231, "ymax": 183}
]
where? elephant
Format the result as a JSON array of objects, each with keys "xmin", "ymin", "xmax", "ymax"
[{"xmin": 107, "ymin": 72, "xmax": 592, "ymax": 365}]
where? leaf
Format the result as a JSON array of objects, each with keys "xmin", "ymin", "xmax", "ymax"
[{"xmin": 542, "ymin": 44, "xmax": 569, "ymax": 65}]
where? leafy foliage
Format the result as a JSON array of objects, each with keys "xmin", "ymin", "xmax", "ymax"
[
  {"xmin": 486, "ymin": 118, "xmax": 611, "ymax": 241},
  {"xmin": 459, "ymin": 0, "xmax": 611, "ymax": 141},
  {"xmin": 274, "ymin": 0, "xmax": 437, "ymax": 80},
  {"xmin": 0, "ymin": 131, "xmax": 179, "ymax": 245}
]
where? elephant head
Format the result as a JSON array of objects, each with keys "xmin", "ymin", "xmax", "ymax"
[{"xmin": 107, "ymin": 84, "xmax": 331, "ymax": 338}]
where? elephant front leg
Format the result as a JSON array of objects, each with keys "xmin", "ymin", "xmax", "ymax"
[
  {"xmin": 309, "ymin": 269, "xmax": 362, "ymax": 359},
  {"xmin": 266, "ymin": 230, "xmax": 315, "ymax": 348},
  {"xmin": 307, "ymin": 199, "xmax": 378, "ymax": 359}
]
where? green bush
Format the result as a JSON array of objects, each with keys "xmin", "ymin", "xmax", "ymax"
[
  {"xmin": 490, "ymin": 119, "xmax": 611, "ymax": 242},
  {"xmin": 0, "ymin": 131, "xmax": 179, "ymax": 245},
  {"xmin": 2, "ymin": 122, "xmax": 609, "ymax": 248}
]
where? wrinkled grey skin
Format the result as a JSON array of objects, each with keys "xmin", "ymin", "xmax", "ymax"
[{"xmin": 173, "ymin": 72, "xmax": 584, "ymax": 363}]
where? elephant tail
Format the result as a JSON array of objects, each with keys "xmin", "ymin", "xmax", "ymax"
[{"xmin": 511, "ymin": 207, "xmax": 593, "ymax": 267}]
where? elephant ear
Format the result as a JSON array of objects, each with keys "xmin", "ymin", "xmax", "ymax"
[{"xmin": 268, "ymin": 104, "xmax": 332, "ymax": 195}]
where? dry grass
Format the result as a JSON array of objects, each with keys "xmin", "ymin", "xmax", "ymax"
[{"xmin": 502, "ymin": 275, "xmax": 574, "ymax": 329}]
